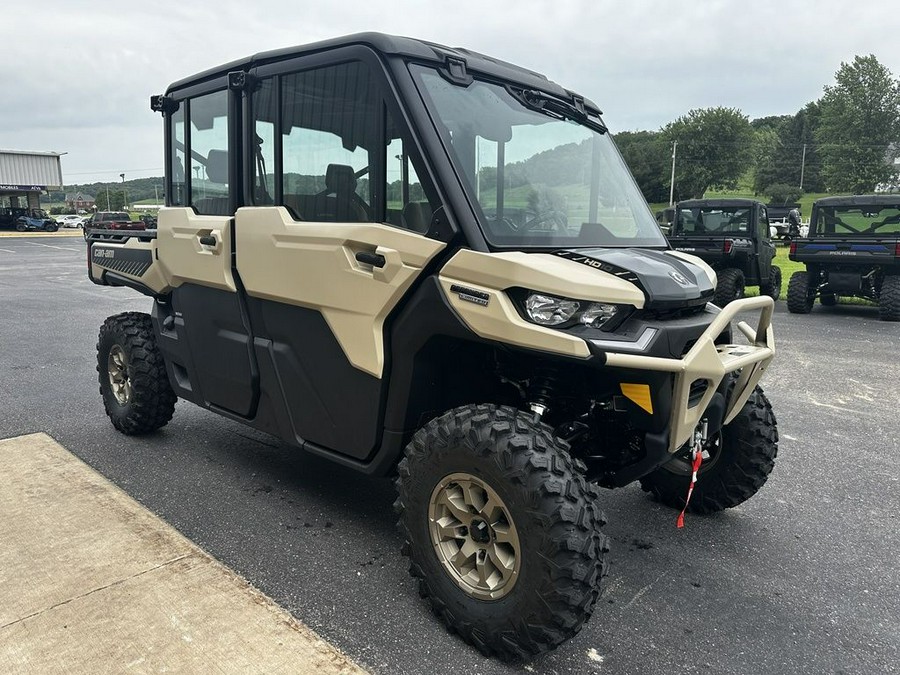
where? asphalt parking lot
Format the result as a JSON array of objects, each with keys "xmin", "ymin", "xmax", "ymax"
[{"xmin": 1, "ymin": 235, "xmax": 897, "ymax": 675}]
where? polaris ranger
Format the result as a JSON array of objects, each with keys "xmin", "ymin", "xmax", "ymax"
[
  {"xmin": 668, "ymin": 199, "xmax": 782, "ymax": 306},
  {"xmin": 86, "ymin": 33, "xmax": 779, "ymax": 660},
  {"xmin": 787, "ymin": 195, "xmax": 900, "ymax": 320}
]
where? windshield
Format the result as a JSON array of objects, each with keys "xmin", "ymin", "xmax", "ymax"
[
  {"xmin": 813, "ymin": 204, "xmax": 900, "ymax": 236},
  {"xmin": 411, "ymin": 66, "xmax": 666, "ymax": 249},
  {"xmin": 675, "ymin": 207, "xmax": 752, "ymax": 235}
]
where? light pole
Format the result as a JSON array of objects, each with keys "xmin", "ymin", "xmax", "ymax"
[
  {"xmin": 669, "ymin": 140, "xmax": 678, "ymax": 206},
  {"xmin": 120, "ymin": 173, "xmax": 127, "ymax": 211}
]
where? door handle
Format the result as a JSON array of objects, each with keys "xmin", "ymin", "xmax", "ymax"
[
  {"xmin": 355, "ymin": 251, "xmax": 386, "ymax": 268},
  {"xmin": 199, "ymin": 235, "xmax": 217, "ymax": 246}
]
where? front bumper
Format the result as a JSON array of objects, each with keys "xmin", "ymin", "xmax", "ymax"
[{"xmin": 602, "ymin": 296, "xmax": 775, "ymax": 453}]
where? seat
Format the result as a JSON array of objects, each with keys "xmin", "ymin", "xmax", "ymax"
[{"xmin": 322, "ymin": 164, "xmax": 368, "ymax": 222}]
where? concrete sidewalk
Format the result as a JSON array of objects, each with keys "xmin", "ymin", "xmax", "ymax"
[{"xmin": 0, "ymin": 433, "xmax": 367, "ymax": 674}]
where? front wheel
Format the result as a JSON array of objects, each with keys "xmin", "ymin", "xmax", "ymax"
[
  {"xmin": 639, "ymin": 387, "xmax": 778, "ymax": 513},
  {"xmin": 97, "ymin": 312, "xmax": 177, "ymax": 434},
  {"xmin": 395, "ymin": 404, "xmax": 608, "ymax": 660},
  {"xmin": 761, "ymin": 265, "xmax": 782, "ymax": 301}
]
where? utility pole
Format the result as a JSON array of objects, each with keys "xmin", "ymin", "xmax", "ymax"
[
  {"xmin": 799, "ymin": 144, "xmax": 807, "ymax": 191},
  {"xmin": 105, "ymin": 184, "xmax": 110, "ymax": 211},
  {"xmin": 120, "ymin": 173, "xmax": 126, "ymax": 211},
  {"xmin": 669, "ymin": 140, "xmax": 678, "ymax": 206}
]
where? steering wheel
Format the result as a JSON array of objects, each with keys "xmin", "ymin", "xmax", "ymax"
[{"xmin": 522, "ymin": 210, "xmax": 569, "ymax": 233}]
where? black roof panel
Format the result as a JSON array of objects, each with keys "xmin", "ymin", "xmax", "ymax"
[
  {"xmin": 676, "ymin": 198, "xmax": 762, "ymax": 208},
  {"xmin": 813, "ymin": 195, "xmax": 900, "ymax": 207}
]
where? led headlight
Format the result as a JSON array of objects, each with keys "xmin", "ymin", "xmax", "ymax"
[
  {"xmin": 581, "ymin": 303, "xmax": 619, "ymax": 328},
  {"xmin": 525, "ymin": 293, "xmax": 580, "ymax": 326}
]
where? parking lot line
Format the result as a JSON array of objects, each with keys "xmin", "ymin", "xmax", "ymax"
[
  {"xmin": 23, "ymin": 242, "xmax": 80, "ymax": 252},
  {"xmin": 0, "ymin": 433, "xmax": 367, "ymax": 675},
  {"xmin": 0, "ymin": 248, "xmax": 14, "ymax": 253}
]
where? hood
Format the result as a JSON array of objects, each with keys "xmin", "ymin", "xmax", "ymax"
[{"xmin": 553, "ymin": 248, "xmax": 716, "ymax": 308}]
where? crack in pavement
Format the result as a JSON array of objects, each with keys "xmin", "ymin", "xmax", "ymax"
[{"xmin": 0, "ymin": 553, "xmax": 193, "ymax": 631}]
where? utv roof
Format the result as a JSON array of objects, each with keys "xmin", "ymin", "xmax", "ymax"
[
  {"xmin": 813, "ymin": 195, "xmax": 900, "ymax": 207},
  {"xmin": 676, "ymin": 198, "xmax": 763, "ymax": 209},
  {"xmin": 165, "ymin": 32, "xmax": 599, "ymax": 112}
]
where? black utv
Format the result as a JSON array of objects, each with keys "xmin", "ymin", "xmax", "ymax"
[
  {"xmin": 787, "ymin": 195, "xmax": 900, "ymax": 320},
  {"xmin": 85, "ymin": 33, "xmax": 779, "ymax": 660},
  {"xmin": 668, "ymin": 199, "xmax": 782, "ymax": 306}
]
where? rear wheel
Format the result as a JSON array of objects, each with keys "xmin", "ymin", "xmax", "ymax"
[
  {"xmin": 640, "ymin": 387, "xmax": 778, "ymax": 513},
  {"xmin": 97, "ymin": 312, "xmax": 176, "ymax": 434},
  {"xmin": 878, "ymin": 276, "xmax": 900, "ymax": 321},
  {"xmin": 395, "ymin": 404, "xmax": 608, "ymax": 660},
  {"xmin": 761, "ymin": 265, "xmax": 782, "ymax": 300},
  {"xmin": 713, "ymin": 268, "xmax": 745, "ymax": 307},
  {"xmin": 786, "ymin": 271, "xmax": 814, "ymax": 313}
]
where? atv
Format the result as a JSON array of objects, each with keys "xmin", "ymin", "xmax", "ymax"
[
  {"xmin": 788, "ymin": 195, "xmax": 900, "ymax": 321},
  {"xmin": 16, "ymin": 209, "xmax": 58, "ymax": 232},
  {"xmin": 668, "ymin": 199, "xmax": 781, "ymax": 306},
  {"xmin": 86, "ymin": 33, "xmax": 779, "ymax": 660}
]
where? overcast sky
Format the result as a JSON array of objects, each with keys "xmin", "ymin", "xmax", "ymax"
[{"xmin": 3, "ymin": 0, "xmax": 898, "ymax": 185}]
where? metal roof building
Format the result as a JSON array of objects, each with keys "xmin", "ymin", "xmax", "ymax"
[
  {"xmin": 0, "ymin": 149, "xmax": 64, "ymax": 190},
  {"xmin": 0, "ymin": 149, "xmax": 64, "ymax": 215}
]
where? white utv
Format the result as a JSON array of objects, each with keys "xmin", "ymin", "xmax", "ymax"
[{"xmin": 87, "ymin": 33, "xmax": 778, "ymax": 660}]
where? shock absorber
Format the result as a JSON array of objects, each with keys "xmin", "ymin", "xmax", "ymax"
[{"xmin": 527, "ymin": 365, "xmax": 560, "ymax": 419}]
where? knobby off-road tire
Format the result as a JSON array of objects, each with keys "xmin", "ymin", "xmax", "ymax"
[
  {"xmin": 713, "ymin": 268, "xmax": 745, "ymax": 307},
  {"xmin": 878, "ymin": 276, "xmax": 900, "ymax": 321},
  {"xmin": 639, "ymin": 386, "xmax": 778, "ymax": 514},
  {"xmin": 97, "ymin": 312, "xmax": 176, "ymax": 435},
  {"xmin": 786, "ymin": 271, "xmax": 814, "ymax": 314},
  {"xmin": 761, "ymin": 265, "xmax": 782, "ymax": 301},
  {"xmin": 395, "ymin": 404, "xmax": 609, "ymax": 661}
]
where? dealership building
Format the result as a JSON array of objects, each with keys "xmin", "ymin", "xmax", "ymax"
[{"xmin": 0, "ymin": 149, "xmax": 64, "ymax": 212}]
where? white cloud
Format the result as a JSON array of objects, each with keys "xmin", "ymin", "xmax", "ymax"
[{"xmin": 3, "ymin": 0, "xmax": 898, "ymax": 182}]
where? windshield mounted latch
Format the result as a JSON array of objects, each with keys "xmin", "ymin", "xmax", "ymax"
[{"xmin": 440, "ymin": 56, "xmax": 473, "ymax": 86}]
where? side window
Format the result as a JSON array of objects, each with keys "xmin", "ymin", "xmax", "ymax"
[
  {"xmin": 281, "ymin": 62, "xmax": 375, "ymax": 222},
  {"xmin": 385, "ymin": 111, "xmax": 440, "ymax": 233},
  {"xmin": 250, "ymin": 59, "xmax": 442, "ymax": 232},
  {"xmin": 758, "ymin": 206, "xmax": 769, "ymax": 240},
  {"xmin": 169, "ymin": 102, "xmax": 186, "ymax": 206},
  {"xmin": 188, "ymin": 90, "xmax": 230, "ymax": 215}
]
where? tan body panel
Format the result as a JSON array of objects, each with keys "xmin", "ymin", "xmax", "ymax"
[
  {"xmin": 155, "ymin": 207, "xmax": 236, "ymax": 292},
  {"xmin": 438, "ymin": 250, "xmax": 646, "ymax": 359},
  {"xmin": 90, "ymin": 237, "xmax": 169, "ymax": 294},
  {"xmin": 234, "ymin": 207, "xmax": 445, "ymax": 378}
]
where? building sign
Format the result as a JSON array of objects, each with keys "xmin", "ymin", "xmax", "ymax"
[{"xmin": 0, "ymin": 184, "xmax": 46, "ymax": 192}]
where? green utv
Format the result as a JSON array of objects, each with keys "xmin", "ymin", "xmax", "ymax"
[{"xmin": 87, "ymin": 33, "xmax": 778, "ymax": 659}]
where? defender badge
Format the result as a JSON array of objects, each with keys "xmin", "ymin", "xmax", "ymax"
[{"xmin": 450, "ymin": 284, "xmax": 490, "ymax": 306}]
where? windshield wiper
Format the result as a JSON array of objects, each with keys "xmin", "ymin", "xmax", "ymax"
[{"xmin": 509, "ymin": 88, "xmax": 608, "ymax": 134}]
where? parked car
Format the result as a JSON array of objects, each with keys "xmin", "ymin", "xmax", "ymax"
[
  {"xmin": 56, "ymin": 214, "xmax": 86, "ymax": 228},
  {"xmin": 83, "ymin": 211, "xmax": 145, "ymax": 240}
]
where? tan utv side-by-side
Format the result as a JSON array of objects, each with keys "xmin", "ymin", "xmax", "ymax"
[{"xmin": 87, "ymin": 33, "xmax": 778, "ymax": 662}]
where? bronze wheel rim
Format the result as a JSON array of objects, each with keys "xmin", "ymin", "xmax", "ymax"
[
  {"xmin": 107, "ymin": 345, "xmax": 132, "ymax": 405},
  {"xmin": 428, "ymin": 472, "xmax": 521, "ymax": 601}
]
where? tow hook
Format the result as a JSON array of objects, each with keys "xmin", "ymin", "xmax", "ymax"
[{"xmin": 676, "ymin": 419, "xmax": 708, "ymax": 529}]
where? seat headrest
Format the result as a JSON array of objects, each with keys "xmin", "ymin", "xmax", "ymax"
[
  {"xmin": 325, "ymin": 164, "xmax": 357, "ymax": 193},
  {"xmin": 206, "ymin": 149, "xmax": 229, "ymax": 184}
]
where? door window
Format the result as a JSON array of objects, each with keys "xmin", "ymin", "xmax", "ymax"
[{"xmin": 188, "ymin": 90, "xmax": 230, "ymax": 215}]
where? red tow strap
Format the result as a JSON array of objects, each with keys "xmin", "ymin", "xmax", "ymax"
[{"xmin": 675, "ymin": 449, "xmax": 704, "ymax": 529}]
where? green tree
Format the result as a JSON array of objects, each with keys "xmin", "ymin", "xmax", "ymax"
[
  {"xmin": 816, "ymin": 55, "xmax": 900, "ymax": 193},
  {"xmin": 753, "ymin": 103, "xmax": 823, "ymax": 195},
  {"xmin": 613, "ymin": 130, "xmax": 670, "ymax": 203},
  {"xmin": 662, "ymin": 107, "xmax": 755, "ymax": 199},
  {"xmin": 95, "ymin": 189, "xmax": 126, "ymax": 211}
]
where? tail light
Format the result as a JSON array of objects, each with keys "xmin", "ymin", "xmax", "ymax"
[
  {"xmin": 790, "ymin": 241, "xmax": 797, "ymax": 256},
  {"xmin": 895, "ymin": 242, "xmax": 900, "ymax": 257},
  {"xmin": 723, "ymin": 239, "xmax": 733, "ymax": 254}
]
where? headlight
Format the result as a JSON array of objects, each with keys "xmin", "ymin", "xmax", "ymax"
[
  {"xmin": 523, "ymin": 293, "xmax": 624, "ymax": 329},
  {"xmin": 525, "ymin": 294, "xmax": 580, "ymax": 326},
  {"xmin": 580, "ymin": 303, "xmax": 619, "ymax": 328}
]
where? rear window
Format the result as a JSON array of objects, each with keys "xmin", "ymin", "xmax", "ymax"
[{"xmin": 813, "ymin": 205, "xmax": 900, "ymax": 236}]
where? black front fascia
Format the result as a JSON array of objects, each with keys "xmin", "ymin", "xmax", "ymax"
[{"xmin": 554, "ymin": 248, "xmax": 715, "ymax": 309}]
